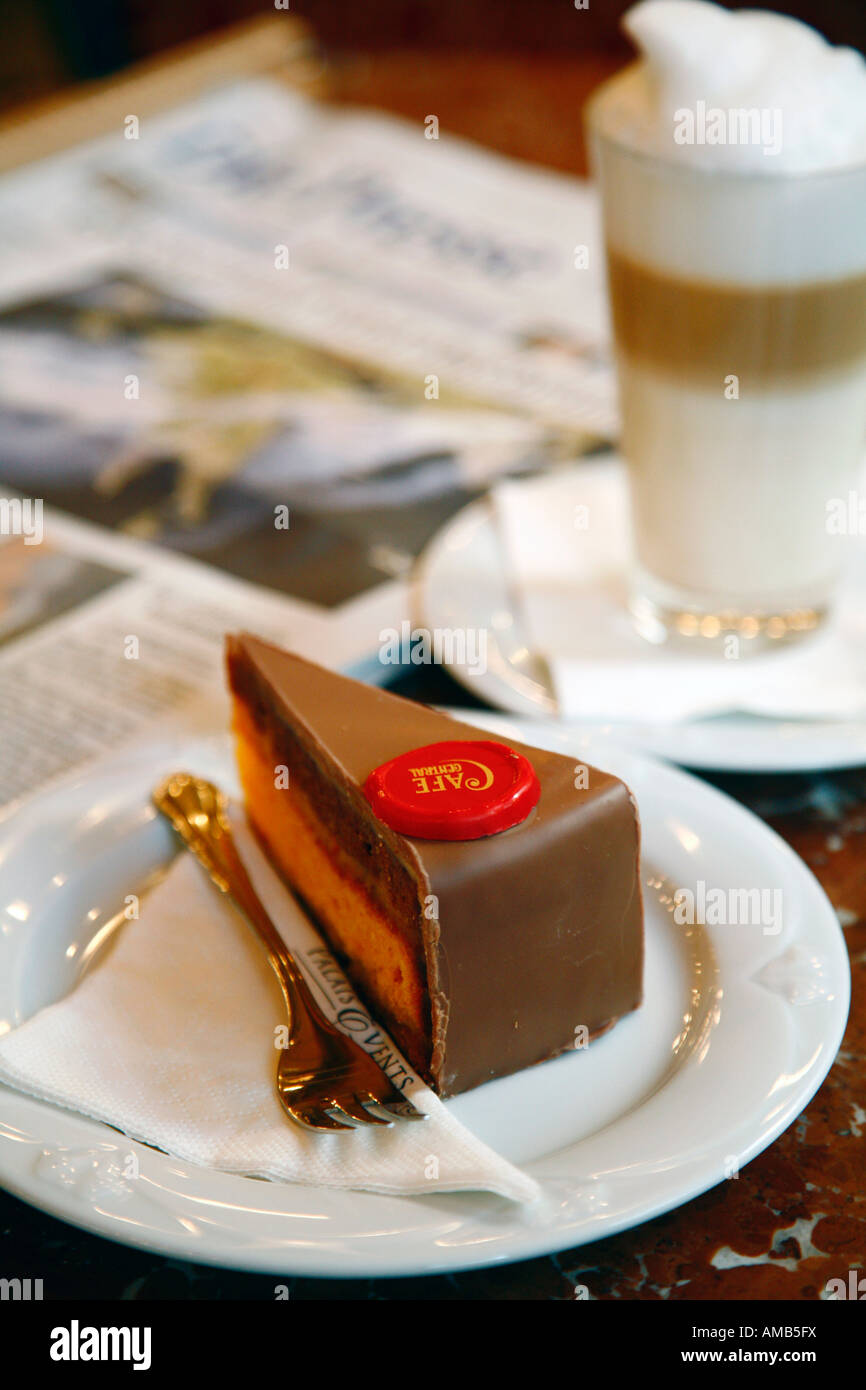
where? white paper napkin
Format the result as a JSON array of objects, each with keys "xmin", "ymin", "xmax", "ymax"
[
  {"xmin": 493, "ymin": 460, "xmax": 866, "ymax": 724},
  {"xmin": 0, "ymin": 814, "xmax": 540, "ymax": 1205}
]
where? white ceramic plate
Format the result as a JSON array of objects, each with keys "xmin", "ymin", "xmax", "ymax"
[
  {"xmin": 414, "ymin": 480, "xmax": 866, "ymax": 773},
  {"xmin": 0, "ymin": 723, "xmax": 849, "ymax": 1277}
]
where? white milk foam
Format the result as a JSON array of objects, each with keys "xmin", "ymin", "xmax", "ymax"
[
  {"xmin": 593, "ymin": 1, "xmax": 866, "ymax": 175},
  {"xmin": 588, "ymin": 4, "xmax": 866, "ymax": 282}
]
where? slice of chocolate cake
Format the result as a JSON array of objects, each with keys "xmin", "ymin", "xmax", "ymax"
[{"xmin": 226, "ymin": 633, "xmax": 643, "ymax": 1097}]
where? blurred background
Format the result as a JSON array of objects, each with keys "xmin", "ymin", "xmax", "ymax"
[
  {"xmin": 2, "ymin": 0, "xmax": 864, "ymax": 170},
  {"xmin": 0, "ymin": 0, "xmax": 861, "ymax": 614},
  {"xmin": 0, "ymin": 0, "xmax": 862, "ymax": 614}
]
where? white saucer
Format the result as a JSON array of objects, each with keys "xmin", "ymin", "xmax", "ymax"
[
  {"xmin": 414, "ymin": 468, "xmax": 866, "ymax": 773},
  {"xmin": 0, "ymin": 724, "xmax": 849, "ymax": 1277}
]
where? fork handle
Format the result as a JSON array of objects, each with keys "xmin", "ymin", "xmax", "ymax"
[{"xmin": 153, "ymin": 775, "xmax": 333, "ymax": 1049}]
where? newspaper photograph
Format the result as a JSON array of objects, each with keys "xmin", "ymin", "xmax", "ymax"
[{"xmin": 0, "ymin": 77, "xmax": 613, "ymax": 803}]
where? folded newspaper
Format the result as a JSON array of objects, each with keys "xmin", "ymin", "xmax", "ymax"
[{"xmin": 0, "ymin": 78, "xmax": 614, "ymax": 806}]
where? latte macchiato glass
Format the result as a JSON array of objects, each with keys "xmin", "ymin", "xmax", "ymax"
[{"xmin": 586, "ymin": 120, "xmax": 866, "ymax": 648}]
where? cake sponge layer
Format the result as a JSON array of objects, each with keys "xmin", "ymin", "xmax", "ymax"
[{"xmin": 233, "ymin": 701, "xmax": 432, "ymax": 1078}]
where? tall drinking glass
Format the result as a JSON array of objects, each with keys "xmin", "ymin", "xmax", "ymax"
[{"xmin": 586, "ymin": 102, "xmax": 866, "ymax": 649}]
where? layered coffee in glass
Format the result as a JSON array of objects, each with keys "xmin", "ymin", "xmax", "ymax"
[{"xmin": 587, "ymin": 1, "xmax": 866, "ymax": 648}]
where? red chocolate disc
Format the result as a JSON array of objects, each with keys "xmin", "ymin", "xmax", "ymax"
[{"xmin": 363, "ymin": 739, "xmax": 540, "ymax": 840}]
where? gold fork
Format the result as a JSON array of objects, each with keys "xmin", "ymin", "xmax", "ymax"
[{"xmin": 152, "ymin": 773, "xmax": 426, "ymax": 1132}]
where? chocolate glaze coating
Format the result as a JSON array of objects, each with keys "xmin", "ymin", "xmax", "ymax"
[{"xmin": 227, "ymin": 633, "xmax": 644, "ymax": 1096}]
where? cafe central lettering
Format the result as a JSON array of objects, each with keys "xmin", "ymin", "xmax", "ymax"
[
  {"xmin": 364, "ymin": 739, "xmax": 540, "ymax": 838},
  {"xmin": 408, "ymin": 760, "xmax": 495, "ymax": 794}
]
